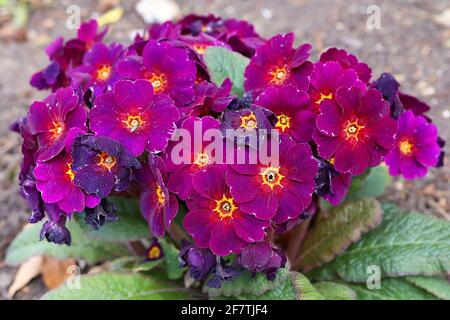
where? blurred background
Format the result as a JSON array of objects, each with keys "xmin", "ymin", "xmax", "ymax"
[{"xmin": 0, "ymin": 0, "xmax": 449, "ymax": 299}]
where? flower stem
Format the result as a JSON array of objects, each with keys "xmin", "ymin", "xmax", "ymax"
[{"xmin": 286, "ymin": 218, "xmax": 312, "ymax": 268}]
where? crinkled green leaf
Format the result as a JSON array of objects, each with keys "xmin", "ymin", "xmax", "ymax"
[
  {"xmin": 347, "ymin": 165, "xmax": 391, "ymax": 200},
  {"xmin": 42, "ymin": 272, "xmax": 190, "ymax": 300},
  {"xmin": 405, "ymin": 276, "xmax": 450, "ymax": 300},
  {"xmin": 314, "ymin": 282, "xmax": 356, "ymax": 300},
  {"xmin": 347, "ymin": 278, "xmax": 437, "ymax": 300},
  {"xmin": 204, "ymin": 46, "xmax": 249, "ymax": 96},
  {"xmin": 292, "ymin": 273, "xmax": 324, "ymax": 300},
  {"xmin": 296, "ymin": 198, "xmax": 382, "ymax": 271},
  {"xmin": 308, "ymin": 203, "xmax": 450, "ymax": 282},
  {"xmin": 160, "ymin": 238, "xmax": 184, "ymax": 280},
  {"xmin": 211, "ymin": 270, "xmax": 324, "ymax": 300},
  {"xmin": 76, "ymin": 197, "xmax": 149, "ymax": 242},
  {"xmin": 6, "ymin": 219, "xmax": 129, "ymax": 265},
  {"xmin": 205, "ymin": 267, "xmax": 291, "ymax": 298}
]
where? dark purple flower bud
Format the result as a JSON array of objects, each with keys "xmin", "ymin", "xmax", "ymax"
[
  {"xmin": 373, "ymin": 73, "xmax": 404, "ymax": 118},
  {"xmin": 84, "ymin": 198, "xmax": 118, "ymax": 230},
  {"xmin": 182, "ymin": 79, "xmax": 235, "ymax": 118},
  {"xmin": 71, "ymin": 134, "xmax": 141, "ymax": 198},
  {"xmin": 207, "ymin": 256, "xmax": 241, "ymax": 289},
  {"xmin": 39, "ymin": 206, "xmax": 71, "ymax": 246},
  {"xmin": 179, "ymin": 240, "xmax": 216, "ymax": 281},
  {"xmin": 239, "ymin": 242, "xmax": 286, "ymax": 281},
  {"xmin": 314, "ymin": 159, "xmax": 351, "ymax": 205}
]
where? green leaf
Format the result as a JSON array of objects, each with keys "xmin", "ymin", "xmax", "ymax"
[
  {"xmin": 308, "ymin": 203, "xmax": 450, "ymax": 282},
  {"xmin": 292, "ymin": 273, "xmax": 325, "ymax": 300},
  {"xmin": 6, "ymin": 220, "xmax": 129, "ymax": 265},
  {"xmin": 405, "ymin": 276, "xmax": 450, "ymax": 300},
  {"xmin": 159, "ymin": 239, "xmax": 184, "ymax": 280},
  {"xmin": 205, "ymin": 267, "xmax": 292, "ymax": 298},
  {"xmin": 296, "ymin": 198, "xmax": 382, "ymax": 271},
  {"xmin": 347, "ymin": 165, "xmax": 391, "ymax": 200},
  {"xmin": 76, "ymin": 197, "xmax": 149, "ymax": 242},
  {"xmin": 211, "ymin": 270, "xmax": 326, "ymax": 300},
  {"xmin": 204, "ymin": 46, "xmax": 249, "ymax": 96},
  {"xmin": 42, "ymin": 272, "xmax": 190, "ymax": 300},
  {"xmin": 314, "ymin": 282, "xmax": 356, "ymax": 300},
  {"xmin": 347, "ymin": 278, "xmax": 437, "ymax": 300}
]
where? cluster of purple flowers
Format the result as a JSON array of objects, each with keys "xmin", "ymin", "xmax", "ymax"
[{"xmin": 14, "ymin": 15, "xmax": 444, "ymax": 286}]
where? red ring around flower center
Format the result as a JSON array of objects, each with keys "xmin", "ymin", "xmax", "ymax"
[
  {"xmin": 213, "ymin": 194, "xmax": 237, "ymax": 220},
  {"xmin": 98, "ymin": 152, "xmax": 117, "ymax": 171},
  {"xmin": 123, "ymin": 115, "xmax": 144, "ymax": 133}
]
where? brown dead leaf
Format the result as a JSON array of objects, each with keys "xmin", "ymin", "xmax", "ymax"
[
  {"xmin": 41, "ymin": 257, "xmax": 77, "ymax": 289},
  {"xmin": 7, "ymin": 256, "xmax": 44, "ymax": 299}
]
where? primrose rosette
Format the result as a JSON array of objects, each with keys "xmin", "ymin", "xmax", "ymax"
[{"xmin": 7, "ymin": 15, "xmax": 450, "ymax": 301}]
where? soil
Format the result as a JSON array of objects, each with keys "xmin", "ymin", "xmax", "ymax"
[{"xmin": 0, "ymin": 0, "xmax": 448, "ymax": 299}]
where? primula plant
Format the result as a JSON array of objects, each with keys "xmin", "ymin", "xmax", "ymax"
[{"xmin": 7, "ymin": 14, "xmax": 450, "ymax": 300}]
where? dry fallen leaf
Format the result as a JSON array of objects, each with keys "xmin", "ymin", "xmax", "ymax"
[
  {"xmin": 41, "ymin": 257, "xmax": 77, "ymax": 290},
  {"xmin": 97, "ymin": 7, "xmax": 124, "ymax": 27},
  {"xmin": 7, "ymin": 256, "xmax": 44, "ymax": 299}
]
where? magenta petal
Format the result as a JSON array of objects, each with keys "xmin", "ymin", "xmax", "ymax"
[
  {"xmin": 316, "ymin": 100, "xmax": 343, "ymax": 137},
  {"xmin": 273, "ymin": 189, "xmax": 304, "ymax": 223},
  {"xmin": 334, "ymin": 142, "xmax": 370, "ymax": 175},
  {"xmin": 58, "ymin": 186, "xmax": 85, "ymax": 213},
  {"xmin": 113, "ymin": 79, "xmax": 154, "ymax": 111},
  {"xmin": 36, "ymin": 177, "xmax": 70, "ymax": 203},
  {"xmin": 233, "ymin": 213, "xmax": 268, "ymax": 242},
  {"xmin": 183, "ymin": 210, "xmax": 216, "ymax": 248},
  {"xmin": 240, "ymin": 191, "xmax": 278, "ymax": 220},
  {"xmin": 226, "ymin": 169, "xmax": 260, "ymax": 203},
  {"xmin": 192, "ymin": 166, "xmax": 227, "ymax": 200},
  {"xmin": 313, "ymin": 130, "xmax": 340, "ymax": 160},
  {"xmin": 209, "ymin": 220, "xmax": 246, "ymax": 256}
]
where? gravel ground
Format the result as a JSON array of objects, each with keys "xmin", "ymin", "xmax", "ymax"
[{"xmin": 0, "ymin": 0, "xmax": 449, "ymax": 299}]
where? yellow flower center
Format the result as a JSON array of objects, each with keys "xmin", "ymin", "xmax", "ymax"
[
  {"xmin": 155, "ymin": 184, "xmax": 166, "ymax": 205},
  {"xmin": 315, "ymin": 92, "xmax": 333, "ymax": 105},
  {"xmin": 123, "ymin": 115, "xmax": 144, "ymax": 133},
  {"xmin": 260, "ymin": 166, "xmax": 284, "ymax": 190},
  {"xmin": 49, "ymin": 121, "xmax": 64, "ymax": 140},
  {"xmin": 399, "ymin": 139, "xmax": 413, "ymax": 156},
  {"xmin": 275, "ymin": 114, "xmax": 291, "ymax": 132},
  {"xmin": 269, "ymin": 66, "xmax": 288, "ymax": 85},
  {"xmin": 98, "ymin": 152, "xmax": 117, "ymax": 171},
  {"xmin": 147, "ymin": 246, "xmax": 161, "ymax": 260},
  {"xmin": 66, "ymin": 163, "xmax": 75, "ymax": 181},
  {"xmin": 240, "ymin": 112, "xmax": 258, "ymax": 129},
  {"xmin": 148, "ymin": 73, "xmax": 167, "ymax": 92},
  {"xmin": 96, "ymin": 65, "xmax": 111, "ymax": 81},
  {"xmin": 344, "ymin": 120, "xmax": 365, "ymax": 141},
  {"xmin": 213, "ymin": 194, "xmax": 237, "ymax": 220},
  {"xmin": 194, "ymin": 152, "xmax": 209, "ymax": 167},
  {"xmin": 193, "ymin": 44, "xmax": 207, "ymax": 55}
]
